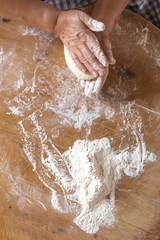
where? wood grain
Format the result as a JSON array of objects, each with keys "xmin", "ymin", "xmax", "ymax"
[{"xmin": 0, "ymin": 7, "xmax": 160, "ymax": 240}]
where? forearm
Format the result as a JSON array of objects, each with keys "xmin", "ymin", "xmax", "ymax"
[
  {"xmin": 0, "ymin": 0, "xmax": 60, "ymax": 33},
  {"xmin": 92, "ymin": 0, "xmax": 130, "ymax": 33}
]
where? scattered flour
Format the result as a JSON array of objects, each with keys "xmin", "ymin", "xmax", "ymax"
[
  {"xmin": 16, "ymin": 69, "xmax": 24, "ymax": 89},
  {"xmin": 2, "ymin": 20, "xmax": 158, "ymax": 235},
  {"xmin": 8, "ymin": 106, "xmax": 23, "ymax": 116},
  {"xmin": 20, "ymin": 26, "xmax": 56, "ymax": 42},
  {"xmin": 137, "ymin": 27, "xmax": 149, "ymax": 49},
  {"xmin": 15, "ymin": 86, "xmax": 156, "ymax": 234},
  {"xmin": 105, "ymin": 106, "xmax": 115, "ymax": 120},
  {"xmin": 0, "ymin": 48, "xmax": 4, "ymax": 63},
  {"xmin": 46, "ymin": 102, "xmax": 101, "ymax": 130}
]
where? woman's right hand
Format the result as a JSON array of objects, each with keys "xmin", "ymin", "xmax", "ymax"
[{"xmin": 55, "ymin": 10, "xmax": 108, "ymax": 78}]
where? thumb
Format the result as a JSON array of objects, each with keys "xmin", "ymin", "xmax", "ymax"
[
  {"xmin": 100, "ymin": 34, "xmax": 116, "ymax": 65},
  {"xmin": 78, "ymin": 11, "xmax": 105, "ymax": 32}
]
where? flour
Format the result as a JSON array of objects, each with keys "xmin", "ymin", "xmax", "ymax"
[
  {"xmin": 78, "ymin": 12, "xmax": 105, "ymax": 32},
  {"xmin": 21, "ymin": 26, "xmax": 56, "ymax": 42},
  {"xmin": 0, "ymin": 48, "xmax": 4, "ymax": 63},
  {"xmin": 15, "ymin": 89, "xmax": 156, "ymax": 234},
  {"xmin": 50, "ymin": 137, "xmax": 156, "ymax": 234},
  {"xmin": 137, "ymin": 27, "xmax": 149, "ymax": 49},
  {"xmin": 46, "ymin": 102, "xmax": 101, "ymax": 130},
  {"xmin": 16, "ymin": 70, "xmax": 24, "ymax": 89},
  {"xmin": 8, "ymin": 106, "xmax": 23, "ymax": 116},
  {"xmin": 4, "ymin": 19, "xmax": 157, "ymax": 235},
  {"xmin": 87, "ymin": 18, "xmax": 105, "ymax": 32},
  {"xmin": 105, "ymin": 106, "xmax": 115, "ymax": 120}
]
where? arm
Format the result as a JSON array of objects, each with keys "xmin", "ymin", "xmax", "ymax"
[
  {"xmin": 0, "ymin": 0, "xmax": 107, "ymax": 77},
  {"xmin": 0, "ymin": 0, "xmax": 59, "ymax": 33},
  {"xmin": 91, "ymin": 0, "xmax": 130, "ymax": 62}
]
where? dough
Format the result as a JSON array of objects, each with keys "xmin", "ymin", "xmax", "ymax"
[{"xmin": 64, "ymin": 46, "xmax": 95, "ymax": 81}]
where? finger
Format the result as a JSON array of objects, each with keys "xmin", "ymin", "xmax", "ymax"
[
  {"xmin": 78, "ymin": 11, "xmax": 105, "ymax": 32},
  {"xmin": 92, "ymin": 76, "xmax": 104, "ymax": 94},
  {"xmin": 67, "ymin": 46, "xmax": 98, "ymax": 77},
  {"xmin": 84, "ymin": 81, "xmax": 90, "ymax": 96},
  {"xmin": 79, "ymin": 44, "xmax": 104, "ymax": 76},
  {"xmin": 107, "ymin": 50, "xmax": 116, "ymax": 65},
  {"xmin": 96, "ymin": 49, "xmax": 108, "ymax": 68},
  {"xmin": 86, "ymin": 33, "xmax": 108, "ymax": 69},
  {"xmin": 101, "ymin": 37, "xmax": 116, "ymax": 65},
  {"xmin": 70, "ymin": 52, "xmax": 87, "ymax": 73},
  {"xmin": 76, "ymin": 30, "xmax": 108, "ymax": 71},
  {"xmin": 93, "ymin": 69, "xmax": 109, "ymax": 94},
  {"xmin": 76, "ymin": 49, "xmax": 98, "ymax": 77},
  {"xmin": 80, "ymin": 79, "xmax": 86, "ymax": 88},
  {"xmin": 85, "ymin": 80, "xmax": 96, "ymax": 97}
]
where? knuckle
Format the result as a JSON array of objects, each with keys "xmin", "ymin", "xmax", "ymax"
[
  {"xmin": 93, "ymin": 62, "xmax": 100, "ymax": 70},
  {"xmin": 72, "ymin": 54, "xmax": 79, "ymax": 61},
  {"xmin": 106, "ymin": 49, "xmax": 112, "ymax": 54},
  {"xmin": 68, "ymin": 41, "xmax": 76, "ymax": 47},
  {"xmin": 77, "ymin": 32, "xmax": 86, "ymax": 41},
  {"xmin": 87, "ymin": 52, "xmax": 95, "ymax": 61},
  {"xmin": 93, "ymin": 61, "xmax": 103, "ymax": 69},
  {"xmin": 79, "ymin": 55, "xmax": 86, "ymax": 63},
  {"xmin": 78, "ymin": 52, "xmax": 88, "ymax": 63}
]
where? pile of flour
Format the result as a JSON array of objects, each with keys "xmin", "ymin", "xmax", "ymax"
[{"xmin": 51, "ymin": 137, "xmax": 155, "ymax": 234}]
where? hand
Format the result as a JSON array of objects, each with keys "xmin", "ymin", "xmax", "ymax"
[
  {"xmin": 95, "ymin": 29, "xmax": 116, "ymax": 65},
  {"xmin": 80, "ymin": 30, "xmax": 115, "ymax": 97},
  {"xmin": 55, "ymin": 10, "xmax": 108, "ymax": 77},
  {"xmin": 80, "ymin": 68, "xmax": 109, "ymax": 97}
]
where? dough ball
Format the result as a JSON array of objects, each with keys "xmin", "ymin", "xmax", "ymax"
[{"xmin": 64, "ymin": 46, "xmax": 95, "ymax": 81}]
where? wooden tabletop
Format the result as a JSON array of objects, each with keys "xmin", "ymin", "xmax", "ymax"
[{"xmin": 0, "ymin": 8, "xmax": 160, "ymax": 240}]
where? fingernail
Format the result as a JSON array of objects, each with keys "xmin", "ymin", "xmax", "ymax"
[
  {"xmin": 92, "ymin": 88, "xmax": 96, "ymax": 94},
  {"xmin": 93, "ymin": 85, "xmax": 100, "ymax": 95},
  {"xmin": 86, "ymin": 89, "xmax": 92, "ymax": 97},
  {"xmin": 80, "ymin": 80, "xmax": 85, "ymax": 88},
  {"xmin": 99, "ymin": 70, "xmax": 104, "ymax": 76},
  {"xmin": 93, "ymin": 71, "xmax": 97, "ymax": 77},
  {"xmin": 110, "ymin": 58, "xmax": 116, "ymax": 65},
  {"xmin": 82, "ymin": 68, "xmax": 87, "ymax": 73}
]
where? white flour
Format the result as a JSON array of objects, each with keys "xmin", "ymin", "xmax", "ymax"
[
  {"xmin": 88, "ymin": 18, "xmax": 105, "ymax": 32},
  {"xmin": 2, "ymin": 21, "xmax": 158, "ymax": 235},
  {"xmin": 51, "ymin": 137, "xmax": 156, "ymax": 234}
]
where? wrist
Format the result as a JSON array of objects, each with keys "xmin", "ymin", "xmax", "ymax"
[
  {"xmin": 41, "ymin": 5, "xmax": 60, "ymax": 33},
  {"xmin": 54, "ymin": 10, "xmax": 66, "ymax": 36},
  {"xmin": 54, "ymin": 10, "xmax": 79, "ymax": 36}
]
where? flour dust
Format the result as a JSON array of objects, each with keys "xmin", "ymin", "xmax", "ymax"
[
  {"xmin": 17, "ymin": 104, "xmax": 156, "ymax": 234},
  {"xmin": 2, "ymin": 23, "xmax": 158, "ymax": 234}
]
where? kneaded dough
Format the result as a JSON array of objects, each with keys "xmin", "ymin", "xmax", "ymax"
[{"xmin": 64, "ymin": 46, "xmax": 95, "ymax": 81}]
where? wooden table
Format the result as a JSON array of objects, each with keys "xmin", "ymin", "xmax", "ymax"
[{"xmin": 0, "ymin": 8, "xmax": 160, "ymax": 240}]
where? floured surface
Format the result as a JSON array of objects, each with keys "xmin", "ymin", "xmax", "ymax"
[{"xmin": 0, "ymin": 9, "xmax": 160, "ymax": 240}]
